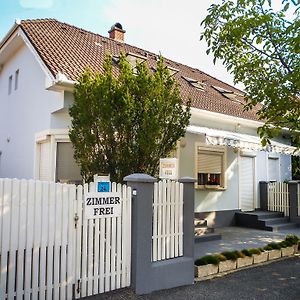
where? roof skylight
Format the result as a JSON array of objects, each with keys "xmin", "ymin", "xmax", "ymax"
[
  {"xmin": 212, "ymin": 85, "xmax": 244, "ymax": 103},
  {"xmin": 182, "ymin": 76, "xmax": 206, "ymax": 91}
]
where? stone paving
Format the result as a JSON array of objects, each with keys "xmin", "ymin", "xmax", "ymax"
[{"xmin": 194, "ymin": 226, "xmax": 300, "ymax": 259}]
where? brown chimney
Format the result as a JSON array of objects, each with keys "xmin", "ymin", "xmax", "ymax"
[{"xmin": 108, "ymin": 23, "xmax": 126, "ymax": 42}]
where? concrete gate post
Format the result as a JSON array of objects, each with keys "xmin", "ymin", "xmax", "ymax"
[
  {"xmin": 289, "ymin": 181, "xmax": 300, "ymax": 223},
  {"xmin": 124, "ymin": 174, "xmax": 196, "ymax": 295},
  {"xmin": 259, "ymin": 181, "xmax": 269, "ymax": 211}
]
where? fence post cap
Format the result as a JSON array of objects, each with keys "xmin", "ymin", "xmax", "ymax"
[
  {"xmin": 123, "ymin": 173, "xmax": 157, "ymax": 183},
  {"xmin": 288, "ymin": 180, "xmax": 300, "ymax": 185},
  {"xmin": 178, "ymin": 177, "xmax": 196, "ymax": 183}
]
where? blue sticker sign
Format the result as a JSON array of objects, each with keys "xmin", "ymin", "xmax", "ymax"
[{"xmin": 97, "ymin": 181, "xmax": 110, "ymax": 192}]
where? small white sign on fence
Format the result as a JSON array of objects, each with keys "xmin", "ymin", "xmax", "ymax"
[
  {"xmin": 84, "ymin": 192, "xmax": 122, "ymax": 219},
  {"xmin": 159, "ymin": 158, "xmax": 178, "ymax": 180}
]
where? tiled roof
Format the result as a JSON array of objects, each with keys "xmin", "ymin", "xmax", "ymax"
[{"xmin": 18, "ymin": 19, "xmax": 261, "ymax": 121}]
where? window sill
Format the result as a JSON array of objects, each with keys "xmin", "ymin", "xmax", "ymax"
[{"xmin": 196, "ymin": 185, "xmax": 226, "ymax": 191}]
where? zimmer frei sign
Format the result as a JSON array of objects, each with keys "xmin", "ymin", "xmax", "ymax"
[{"xmin": 84, "ymin": 192, "xmax": 122, "ymax": 219}]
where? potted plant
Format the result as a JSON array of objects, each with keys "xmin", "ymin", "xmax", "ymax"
[
  {"xmin": 251, "ymin": 248, "xmax": 268, "ymax": 264},
  {"xmin": 194, "ymin": 255, "xmax": 219, "ymax": 277},
  {"xmin": 218, "ymin": 251, "xmax": 237, "ymax": 272},
  {"xmin": 236, "ymin": 249, "xmax": 254, "ymax": 268},
  {"xmin": 264, "ymin": 243, "xmax": 281, "ymax": 260},
  {"xmin": 282, "ymin": 235, "xmax": 299, "ymax": 256}
]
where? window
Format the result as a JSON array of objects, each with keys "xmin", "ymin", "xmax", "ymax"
[
  {"xmin": 195, "ymin": 144, "xmax": 226, "ymax": 189},
  {"xmin": 126, "ymin": 52, "xmax": 147, "ymax": 74},
  {"xmin": 14, "ymin": 69, "xmax": 19, "ymax": 90},
  {"xmin": 182, "ymin": 76, "xmax": 206, "ymax": 91},
  {"xmin": 8, "ymin": 75, "xmax": 12, "ymax": 94},
  {"xmin": 212, "ymin": 85, "xmax": 244, "ymax": 104},
  {"xmin": 268, "ymin": 156, "xmax": 280, "ymax": 181},
  {"xmin": 56, "ymin": 142, "xmax": 82, "ymax": 184}
]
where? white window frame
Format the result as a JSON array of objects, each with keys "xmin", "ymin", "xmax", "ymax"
[
  {"xmin": 34, "ymin": 129, "xmax": 70, "ymax": 181},
  {"xmin": 195, "ymin": 143, "xmax": 227, "ymax": 190},
  {"xmin": 267, "ymin": 153, "xmax": 280, "ymax": 182}
]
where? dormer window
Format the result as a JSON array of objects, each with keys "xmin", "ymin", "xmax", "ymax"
[
  {"xmin": 167, "ymin": 66, "xmax": 179, "ymax": 77},
  {"xmin": 126, "ymin": 52, "xmax": 147, "ymax": 74},
  {"xmin": 182, "ymin": 76, "xmax": 206, "ymax": 91},
  {"xmin": 212, "ymin": 85, "xmax": 244, "ymax": 103}
]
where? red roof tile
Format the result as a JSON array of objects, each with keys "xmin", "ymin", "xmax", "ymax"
[{"xmin": 18, "ymin": 19, "xmax": 261, "ymax": 121}]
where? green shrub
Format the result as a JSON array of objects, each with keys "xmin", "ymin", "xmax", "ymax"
[
  {"xmin": 259, "ymin": 247, "xmax": 265, "ymax": 252},
  {"xmin": 266, "ymin": 242, "xmax": 281, "ymax": 250},
  {"xmin": 249, "ymin": 248, "xmax": 261, "ymax": 255},
  {"xmin": 279, "ymin": 241, "xmax": 289, "ymax": 248},
  {"xmin": 285, "ymin": 234, "xmax": 299, "ymax": 245},
  {"xmin": 215, "ymin": 253, "xmax": 227, "ymax": 262},
  {"xmin": 221, "ymin": 251, "xmax": 239, "ymax": 261},
  {"xmin": 241, "ymin": 249, "xmax": 252, "ymax": 257},
  {"xmin": 195, "ymin": 255, "xmax": 219, "ymax": 266}
]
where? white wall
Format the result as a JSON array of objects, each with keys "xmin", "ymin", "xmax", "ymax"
[
  {"xmin": 0, "ymin": 43, "xmax": 63, "ymax": 179},
  {"xmin": 179, "ymin": 115, "xmax": 293, "ymax": 213}
]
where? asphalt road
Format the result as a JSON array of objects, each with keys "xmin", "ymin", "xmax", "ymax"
[{"xmin": 86, "ymin": 256, "xmax": 300, "ymax": 300}]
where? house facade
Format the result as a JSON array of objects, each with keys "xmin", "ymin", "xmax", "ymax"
[{"xmin": 0, "ymin": 19, "xmax": 297, "ymax": 226}]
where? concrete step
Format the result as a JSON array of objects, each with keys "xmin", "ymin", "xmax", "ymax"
[
  {"xmin": 265, "ymin": 222, "xmax": 299, "ymax": 232},
  {"xmin": 195, "ymin": 232, "xmax": 222, "ymax": 243},
  {"xmin": 259, "ymin": 217, "xmax": 290, "ymax": 225}
]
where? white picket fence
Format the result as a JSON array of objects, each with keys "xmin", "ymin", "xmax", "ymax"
[
  {"xmin": 0, "ymin": 178, "xmax": 131, "ymax": 300},
  {"xmin": 0, "ymin": 179, "xmax": 75, "ymax": 300},
  {"xmin": 268, "ymin": 182, "xmax": 289, "ymax": 216},
  {"xmin": 152, "ymin": 180, "xmax": 183, "ymax": 262}
]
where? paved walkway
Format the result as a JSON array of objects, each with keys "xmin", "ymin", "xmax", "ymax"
[{"xmin": 194, "ymin": 226, "xmax": 300, "ymax": 259}]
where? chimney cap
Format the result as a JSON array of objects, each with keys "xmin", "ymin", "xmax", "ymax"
[{"xmin": 109, "ymin": 22, "xmax": 126, "ymax": 33}]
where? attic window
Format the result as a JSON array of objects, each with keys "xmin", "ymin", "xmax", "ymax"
[
  {"xmin": 212, "ymin": 85, "xmax": 244, "ymax": 103},
  {"xmin": 182, "ymin": 76, "xmax": 206, "ymax": 91},
  {"xmin": 126, "ymin": 52, "xmax": 147, "ymax": 74},
  {"xmin": 167, "ymin": 66, "xmax": 179, "ymax": 76},
  {"xmin": 112, "ymin": 55, "xmax": 120, "ymax": 64}
]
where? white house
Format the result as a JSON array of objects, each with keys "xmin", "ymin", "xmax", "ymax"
[{"xmin": 0, "ymin": 19, "xmax": 298, "ymax": 227}]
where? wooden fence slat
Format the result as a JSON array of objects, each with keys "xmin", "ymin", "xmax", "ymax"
[
  {"xmin": 178, "ymin": 183, "xmax": 184, "ymax": 256},
  {"xmin": 39, "ymin": 182, "xmax": 49, "ymax": 300},
  {"xmin": 46, "ymin": 182, "xmax": 56, "ymax": 300},
  {"xmin": 81, "ymin": 183, "xmax": 89, "ymax": 297},
  {"xmin": 174, "ymin": 182, "xmax": 180, "ymax": 258},
  {"xmin": 16, "ymin": 180, "xmax": 28, "ymax": 300},
  {"xmin": 125, "ymin": 185, "xmax": 132, "ymax": 287},
  {"xmin": 166, "ymin": 180, "xmax": 171, "ymax": 259},
  {"xmin": 7, "ymin": 179, "xmax": 19, "ymax": 300},
  {"xmin": 24, "ymin": 180, "xmax": 35, "ymax": 300},
  {"xmin": 53, "ymin": 183, "xmax": 63, "ymax": 300},
  {"xmin": 67, "ymin": 185, "xmax": 76, "ymax": 298},
  {"xmin": 87, "ymin": 182, "xmax": 95, "ymax": 296},
  {"xmin": 170, "ymin": 180, "xmax": 175, "ymax": 258},
  {"xmin": 116, "ymin": 183, "xmax": 122, "ymax": 289},
  {"xmin": 60, "ymin": 185, "xmax": 69, "ymax": 300},
  {"xmin": 74, "ymin": 185, "xmax": 83, "ymax": 299}
]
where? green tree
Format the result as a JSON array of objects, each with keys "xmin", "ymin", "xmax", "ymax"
[
  {"xmin": 201, "ymin": 0, "xmax": 300, "ymax": 148},
  {"xmin": 69, "ymin": 54, "xmax": 191, "ymax": 183}
]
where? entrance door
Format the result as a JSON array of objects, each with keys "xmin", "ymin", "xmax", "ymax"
[{"xmin": 240, "ymin": 155, "xmax": 255, "ymax": 211}]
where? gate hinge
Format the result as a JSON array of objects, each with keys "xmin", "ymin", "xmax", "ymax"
[
  {"xmin": 76, "ymin": 279, "xmax": 81, "ymax": 294},
  {"xmin": 74, "ymin": 213, "xmax": 79, "ymax": 229}
]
